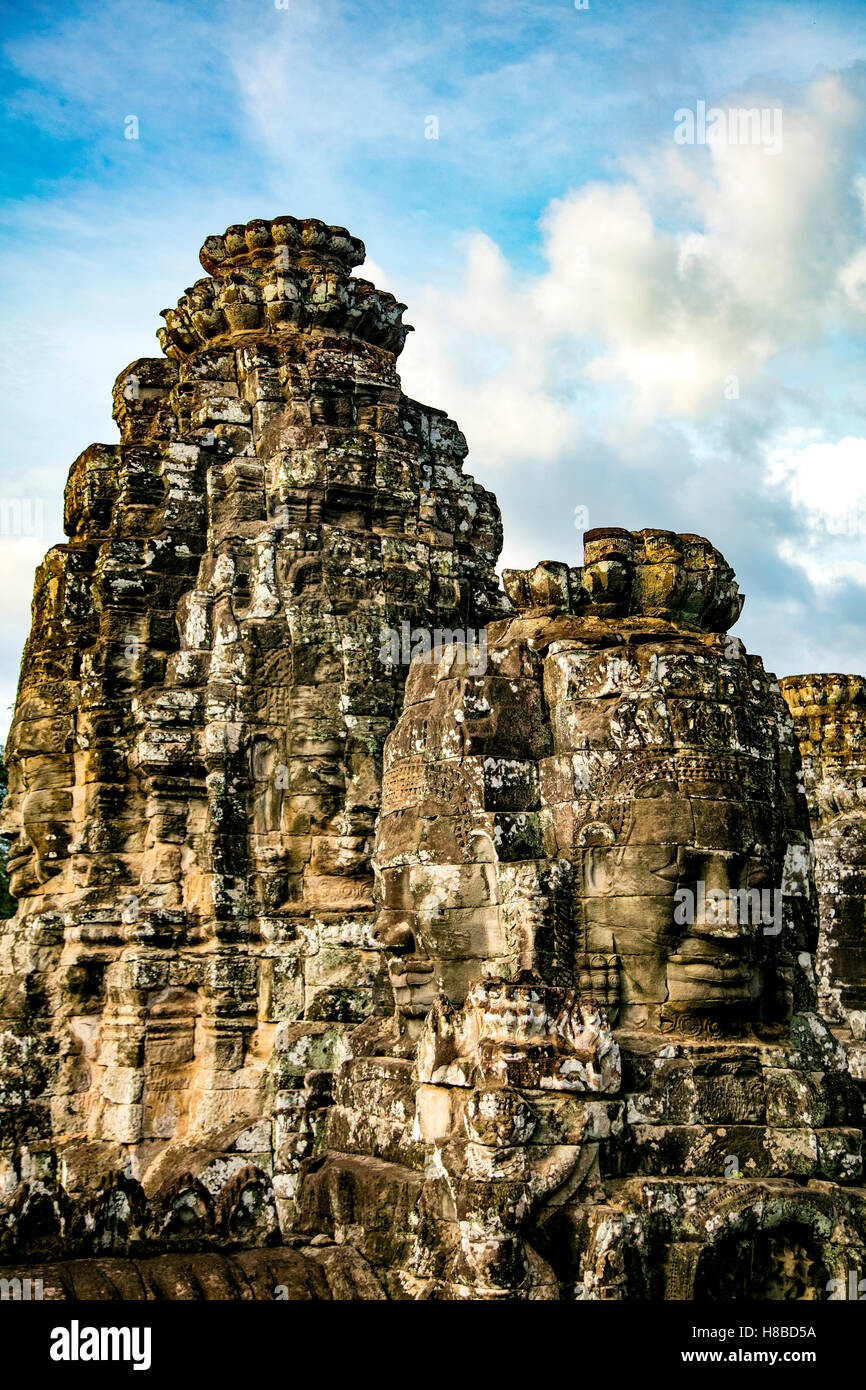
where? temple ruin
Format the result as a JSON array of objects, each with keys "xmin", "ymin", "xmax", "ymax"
[{"xmin": 0, "ymin": 218, "xmax": 863, "ymax": 1300}]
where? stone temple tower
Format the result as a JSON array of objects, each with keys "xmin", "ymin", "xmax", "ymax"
[
  {"xmin": 297, "ymin": 537, "xmax": 866, "ymax": 1299},
  {"xmin": 0, "ymin": 217, "xmax": 503, "ymax": 1239},
  {"xmin": 780, "ymin": 675, "xmax": 866, "ymax": 1079}
]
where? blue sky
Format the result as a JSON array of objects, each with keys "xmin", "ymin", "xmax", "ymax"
[{"xmin": 1, "ymin": 0, "xmax": 865, "ymax": 732}]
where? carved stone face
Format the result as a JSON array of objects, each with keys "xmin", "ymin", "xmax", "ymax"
[
  {"xmin": 372, "ymin": 553, "xmax": 813, "ymax": 1040},
  {"xmin": 575, "ymin": 760, "xmax": 787, "ymax": 1031},
  {"xmin": 561, "ymin": 638, "xmax": 800, "ymax": 1031},
  {"xmin": 0, "ymin": 770, "xmax": 37, "ymax": 896},
  {"xmin": 0, "ymin": 747, "xmax": 73, "ymax": 897},
  {"xmin": 374, "ymin": 854, "xmax": 507, "ymax": 1023}
]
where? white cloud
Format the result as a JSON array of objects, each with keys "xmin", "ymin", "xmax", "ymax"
[
  {"xmin": 385, "ymin": 240, "xmax": 576, "ymax": 466},
  {"xmin": 767, "ymin": 433, "xmax": 866, "ymax": 588},
  {"xmin": 2, "ymin": 12, "xmax": 865, "ymax": 716},
  {"xmin": 768, "ymin": 434, "xmax": 866, "ymax": 521},
  {"xmin": 386, "ymin": 67, "xmax": 866, "ymax": 682},
  {"xmin": 777, "ymin": 542, "xmax": 866, "ymax": 590},
  {"xmin": 397, "ymin": 70, "xmax": 866, "ymax": 447}
]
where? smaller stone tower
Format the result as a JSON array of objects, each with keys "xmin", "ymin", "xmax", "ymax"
[{"xmin": 780, "ymin": 675, "xmax": 866, "ymax": 1074}]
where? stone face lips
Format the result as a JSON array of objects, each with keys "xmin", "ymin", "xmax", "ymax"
[
  {"xmin": 0, "ymin": 217, "xmax": 504, "ymax": 1230},
  {"xmin": 780, "ymin": 674, "xmax": 866, "ymax": 1038}
]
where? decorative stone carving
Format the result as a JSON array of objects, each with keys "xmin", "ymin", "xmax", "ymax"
[
  {"xmin": 415, "ymin": 975, "xmax": 621, "ymax": 1093},
  {"xmin": 779, "ymin": 675, "xmax": 866, "ymax": 1042},
  {"xmin": 1, "ymin": 218, "xmax": 864, "ymax": 1300},
  {"xmin": 298, "ymin": 977, "xmax": 622, "ymax": 1299},
  {"xmin": 372, "ymin": 530, "xmax": 814, "ymax": 1043},
  {"xmin": 0, "ymin": 216, "xmax": 503, "ymax": 1239},
  {"xmin": 296, "ymin": 530, "xmax": 865, "ymax": 1299}
]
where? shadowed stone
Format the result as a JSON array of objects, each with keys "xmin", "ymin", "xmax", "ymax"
[{"xmin": 780, "ymin": 675, "xmax": 866, "ymax": 1088}]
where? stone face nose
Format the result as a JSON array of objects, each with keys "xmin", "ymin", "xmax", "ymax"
[{"xmin": 371, "ymin": 909, "xmax": 417, "ymax": 953}]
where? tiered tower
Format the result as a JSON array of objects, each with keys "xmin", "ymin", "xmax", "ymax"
[{"xmin": 0, "ymin": 217, "xmax": 503, "ymax": 1254}]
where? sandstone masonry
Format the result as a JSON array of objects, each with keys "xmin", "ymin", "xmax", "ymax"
[{"xmin": 0, "ymin": 220, "xmax": 863, "ymax": 1299}]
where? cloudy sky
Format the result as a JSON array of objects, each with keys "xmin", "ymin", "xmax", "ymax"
[{"xmin": 1, "ymin": 0, "xmax": 865, "ymax": 735}]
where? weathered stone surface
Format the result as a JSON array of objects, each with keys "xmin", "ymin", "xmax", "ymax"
[
  {"xmin": 1, "ymin": 223, "xmax": 865, "ymax": 1300},
  {"xmin": 780, "ymin": 675, "xmax": 866, "ymax": 1047},
  {"xmin": 0, "ymin": 216, "xmax": 503, "ymax": 1243},
  {"xmin": 296, "ymin": 531, "xmax": 866, "ymax": 1298},
  {"xmin": 0, "ymin": 1243, "xmax": 383, "ymax": 1300},
  {"xmin": 372, "ymin": 530, "xmax": 815, "ymax": 1044}
]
